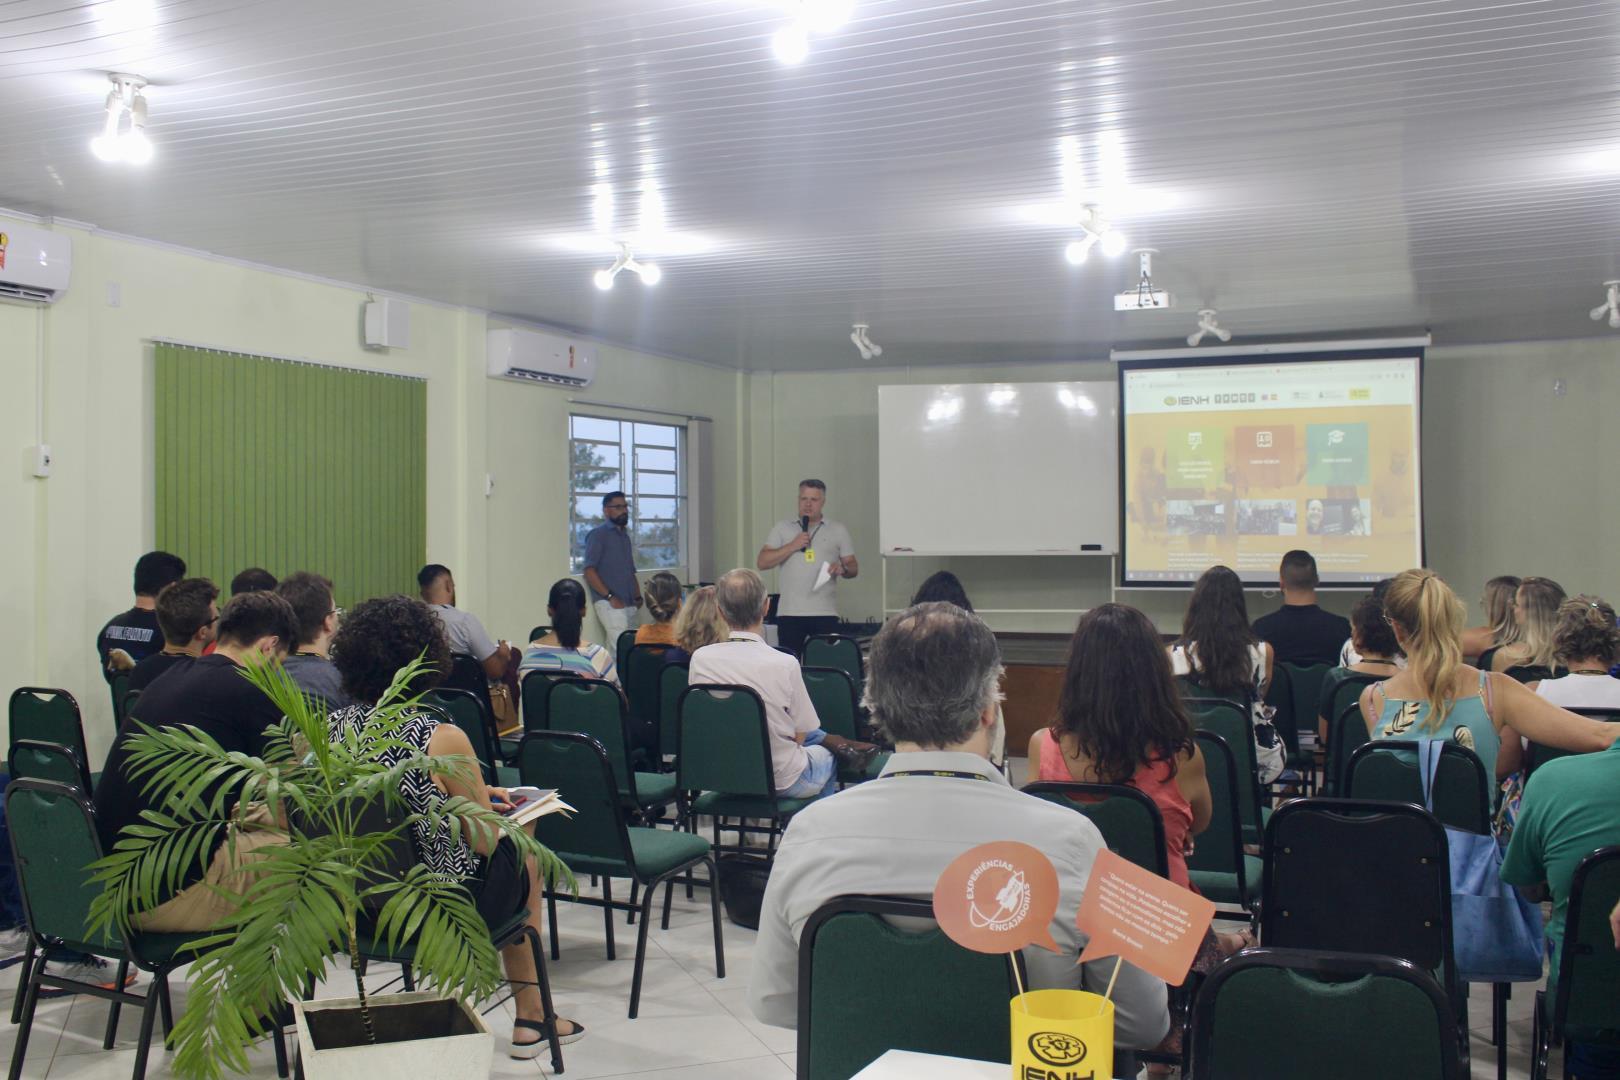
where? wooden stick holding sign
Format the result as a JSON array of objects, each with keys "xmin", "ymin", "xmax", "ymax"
[
  {"xmin": 1075, "ymin": 848, "xmax": 1217, "ymax": 1014},
  {"xmin": 932, "ymin": 841, "xmax": 1064, "ymax": 1015}
]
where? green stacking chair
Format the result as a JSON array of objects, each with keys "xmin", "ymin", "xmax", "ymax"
[
  {"xmin": 545, "ymin": 678, "xmax": 677, "ymax": 821},
  {"xmin": 796, "ymin": 895, "xmax": 1023, "ymax": 1080},
  {"xmin": 1345, "ymin": 740, "xmax": 1491, "ymax": 835},
  {"xmin": 801, "ymin": 633, "xmax": 863, "ymax": 688},
  {"xmin": 9, "ymin": 688, "xmax": 89, "ymax": 761},
  {"xmin": 1187, "ymin": 730, "xmax": 1260, "ymax": 914},
  {"xmin": 1278, "ymin": 662, "xmax": 1333, "ymax": 792},
  {"xmin": 1532, "ymin": 846, "xmax": 1620, "ymax": 1080},
  {"xmin": 420, "ymin": 692, "xmax": 517, "ymax": 788},
  {"xmin": 677, "ymin": 684, "xmax": 821, "ymax": 857},
  {"xmin": 658, "ymin": 662, "xmax": 690, "ymax": 762},
  {"xmin": 802, "ymin": 666, "xmax": 888, "ymax": 785},
  {"xmin": 615, "ymin": 630, "xmax": 638, "ymax": 683},
  {"xmin": 1022, "ymin": 781, "xmax": 1169, "ymax": 879},
  {"xmin": 1185, "ymin": 697, "xmax": 1268, "ymax": 847},
  {"xmin": 527, "ymin": 624, "xmax": 550, "ymax": 643},
  {"xmin": 5, "ymin": 779, "xmax": 226, "ymax": 1080},
  {"xmin": 1190, "ymin": 947, "xmax": 1462, "ymax": 1080},
  {"xmin": 1525, "ymin": 708, "xmax": 1620, "ymax": 779},
  {"xmin": 521, "ymin": 731, "xmax": 722, "ymax": 1019},
  {"xmin": 8, "ymin": 740, "xmax": 92, "ymax": 793},
  {"xmin": 1324, "ymin": 698, "xmax": 1373, "ymax": 797},
  {"xmin": 109, "ymin": 675, "xmax": 133, "ymax": 732},
  {"xmin": 623, "ymin": 643, "xmax": 674, "ymax": 766}
]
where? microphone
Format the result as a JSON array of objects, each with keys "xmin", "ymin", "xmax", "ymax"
[{"xmin": 800, "ymin": 515, "xmax": 810, "ymax": 551}]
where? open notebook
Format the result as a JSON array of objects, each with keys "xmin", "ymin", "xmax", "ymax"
[{"xmin": 499, "ymin": 786, "xmax": 576, "ymax": 827}]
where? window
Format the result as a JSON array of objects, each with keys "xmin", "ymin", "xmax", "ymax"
[{"xmin": 569, "ymin": 415, "xmax": 686, "ymax": 573}]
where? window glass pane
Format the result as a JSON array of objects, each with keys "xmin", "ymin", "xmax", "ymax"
[
  {"xmin": 635, "ymin": 447, "xmax": 676, "ymax": 472},
  {"xmin": 635, "ymin": 546, "xmax": 680, "ymax": 571},
  {"xmin": 573, "ymin": 467, "xmax": 622, "ymax": 495},
  {"xmin": 634, "ymin": 497, "xmax": 679, "ymax": 521},
  {"xmin": 634, "ymin": 423, "xmax": 678, "ymax": 449},
  {"xmin": 636, "ymin": 471, "xmax": 678, "ymax": 497},
  {"xmin": 573, "ymin": 496, "xmax": 605, "ymax": 525},
  {"xmin": 572, "ymin": 441, "xmax": 621, "ymax": 480},
  {"xmin": 571, "ymin": 415, "xmax": 619, "ymax": 441}
]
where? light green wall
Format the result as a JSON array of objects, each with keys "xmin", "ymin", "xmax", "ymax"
[{"xmin": 1, "ymin": 215, "xmax": 747, "ymax": 762}]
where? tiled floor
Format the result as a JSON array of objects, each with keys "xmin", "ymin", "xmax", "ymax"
[{"xmin": 0, "ymin": 881, "xmax": 1554, "ymax": 1079}]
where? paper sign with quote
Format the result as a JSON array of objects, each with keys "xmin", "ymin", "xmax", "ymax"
[
  {"xmin": 1075, "ymin": 848, "xmax": 1215, "ymax": 985},
  {"xmin": 933, "ymin": 841, "xmax": 1062, "ymax": 954}
]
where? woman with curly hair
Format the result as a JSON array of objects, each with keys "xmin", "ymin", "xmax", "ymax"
[
  {"xmin": 1529, "ymin": 595, "xmax": 1620, "ymax": 709},
  {"xmin": 330, "ymin": 595, "xmax": 583, "ymax": 1057},
  {"xmin": 634, "ymin": 572, "xmax": 684, "ymax": 646}
]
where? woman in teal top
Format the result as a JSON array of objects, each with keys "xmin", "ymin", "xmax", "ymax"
[{"xmin": 1359, "ymin": 569, "xmax": 1618, "ymax": 783}]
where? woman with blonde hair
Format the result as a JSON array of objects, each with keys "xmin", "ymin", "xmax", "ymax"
[
  {"xmin": 635, "ymin": 572, "xmax": 684, "ymax": 646},
  {"xmin": 1486, "ymin": 576, "xmax": 1567, "ymax": 679},
  {"xmin": 1461, "ymin": 575, "xmax": 1520, "ymax": 662},
  {"xmin": 1528, "ymin": 595, "xmax": 1620, "ymax": 709},
  {"xmin": 664, "ymin": 585, "xmax": 728, "ymax": 665},
  {"xmin": 1361, "ymin": 569, "xmax": 1618, "ymax": 781}
]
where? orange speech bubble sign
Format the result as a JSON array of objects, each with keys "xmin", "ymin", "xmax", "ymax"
[
  {"xmin": 1075, "ymin": 848, "xmax": 1216, "ymax": 986},
  {"xmin": 933, "ymin": 841, "xmax": 1063, "ymax": 955}
]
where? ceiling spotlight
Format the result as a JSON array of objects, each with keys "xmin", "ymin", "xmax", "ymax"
[
  {"xmin": 1064, "ymin": 236, "xmax": 1096, "ymax": 266},
  {"xmin": 594, "ymin": 242, "xmax": 661, "ymax": 291},
  {"xmin": 90, "ymin": 73, "xmax": 153, "ymax": 165},
  {"xmin": 1187, "ymin": 309, "xmax": 1232, "ymax": 347},
  {"xmin": 1099, "ymin": 228, "xmax": 1128, "ymax": 258},
  {"xmin": 851, "ymin": 323, "xmax": 883, "ymax": 360},
  {"xmin": 773, "ymin": 24, "xmax": 810, "ymax": 64},
  {"xmin": 1063, "ymin": 205, "xmax": 1126, "ymax": 267},
  {"xmin": 771, "ymin": 1, "xmax": 854, "ymax": 65},
  {"xmin": 1591, "ymin": 280, "xmax": 1620, "ymax": 329}
]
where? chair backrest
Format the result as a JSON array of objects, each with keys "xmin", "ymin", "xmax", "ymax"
[
  {"xmin": 109, "ymin": 675, "xmax": 132, "ymax": 731},
  {"xmin": 1021, "ymin": 781, "xmax": 1169, "ymax": 878},
  {"xmin": 8, "ymin": 740, "xmax": 92, "ymax": 793},
  {"xmin": 1185, "ymin": 697, "xmax": 1265, "ymax": 845},
  {"xmin": 5, "ymin": 779, "xmax": 125, "ymax": 957},
  {"xmin": 801, "ymin": 634, "xmax": 862, "ymax": 682},
  {"xmin": 1503, "ymin": 664, "xmax": 1555, "ymax": 684},
  {"xmin": 519, "ymin": 668, "xmax": 579, "ymax": 733},
  {"xmin": 420, "ymin": 691, "xmax": 497, "ymax": 784},
  {"xmin": 527, "ymin": 625, "xmax": 550, "ymax": 643},
  {"xmin": 1189, "ymin": 947, "xmax": 1462, "ymax": 1080},
  {"xmin": 443, "ymin": 653, "xmax": 496, "ymax": 717},
  {"xmin": 9, "ymin": 688, "xmax": 86, "ymax": 757},
  {"xmin": 1280, "ymin": 662, "xmax": 1334, "ymax": 745},
  {"xmin": 616, "ymin": 630, "xmax": 638, "ymax": 682},
  {"xmin": 1527, "ymin": 709, "xmax": 1620, "ymax": 778},
  {"xmin": 546, "ymin": 678, "xmax": 637, "ymax": 797},
  {"xmin": 797, "ymin": 895, "xmax": 1021, "ymax": 1080},
  {"xmin": 624, "ymin": 643, "xmax": 674, "ymax": 753},
  {"xmin": 1186, "ymin": 730, "xmax": 1248, "ymax": 895},
  {"xmin": 1264, "ymin": 662, "xmax": 1297, "ymax": 756},
  {"xmin": 1550, "ymin": 845, "xmax": 1620, "ymax": 1037},
  {"xmin": 1261, "ymin": 797, "xmax": 1454, "ymax": 997},
  {"xmin": 1325, "ymin": 698, "xmax": 1373, "ymax": 796},
  {"xmin": 1345, "ymin": 740, "xmax": 1491, "ymax": 834},
  {"xmin": 122, "ymin": 688, "xmax": 143, "ymax": 725},
  {"xmin": 658, "ymin": 662, "xmax": 690, "ymax": 759},
  {"xmin": 518, "ymin": 731, "xmax": 635, "ymax": 871},
  {"xmin": 800, "ymin": 666, "xmax": 861, "ymax": 741},
  {"xmin": 677, "ymin": 684, "xmax": 776, "ymax": 798}
]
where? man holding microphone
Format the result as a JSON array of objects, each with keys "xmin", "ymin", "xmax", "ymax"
[{"xmin": 757, "ymin": 479, "xmax": 857, "ymax": 657}]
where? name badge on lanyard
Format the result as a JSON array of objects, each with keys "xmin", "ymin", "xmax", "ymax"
[{"xmin": 804, "ymin": 549, "xmax": 816, "ymax": 563}]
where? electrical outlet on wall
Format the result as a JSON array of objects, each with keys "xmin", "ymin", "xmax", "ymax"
[{"xmin": 31, "ymin": 444, "xmax": 52, "ymax": 478}]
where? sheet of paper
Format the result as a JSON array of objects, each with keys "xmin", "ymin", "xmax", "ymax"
[{"xmin": 813, "ymin": 560, "xmax": 834, "ymax": 591}]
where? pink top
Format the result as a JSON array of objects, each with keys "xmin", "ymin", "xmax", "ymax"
[{"xmin": 1034, "ymin": 728, "xmax": 1194, "ymax": 889}]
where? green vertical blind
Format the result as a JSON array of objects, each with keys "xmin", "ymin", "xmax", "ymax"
[{"xmin": 154, "ymin": 344, "xmax": 427, "ymax": 607}]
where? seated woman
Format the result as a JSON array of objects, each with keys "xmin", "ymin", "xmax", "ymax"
[
  {"xmin": 1169, "ymin": 565, "xmax": 1284, "ymax": 784},
  {"xmin": 1317, "ymin": 593, "xmax": 1401, "ymax": 745},
  {"xmin": 635, "ymin": 572, "xmax": 683, "ymax": 646},
  {"xmin": 328, "ymin": 596, "xmax": 583, "ymax": 1057},
  {"xmin": 1529, "ymin": 595, "xmax": 1620, "ymax": 709},
  {"xmin": 1362, "ymin": 569, "xmax": 1619, "ymax": 784},
  {"xmin": 663, "ymin": 585, "xmax": 728, "ymax": 665},
  {"xmin": 520, "ymin": 578, "xmax": 618, "ymax": 685},
  {"xmin": 1485, "ymin": 576, "xmax": 1567, "ymax": 680},
  {"xmin": 1461, "ymin": 574, "xmax": 1520, "ymax": 663},
  {"xmin": 911, "ymin": 571, "xmax": 1005, "ymax": 767}
]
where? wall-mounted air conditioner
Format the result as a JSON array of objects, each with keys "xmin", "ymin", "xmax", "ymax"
[
  {"xmin": 487, "ymin": 327, "xmax": 598, "ymax": 388},
  {"xmin": 0, "ymin": 226, "xmax": 72, "ymax": 303}
]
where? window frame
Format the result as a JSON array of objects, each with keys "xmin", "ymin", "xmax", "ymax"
[{"xmin": 568, "ymin": 413, "xmax": 688, "ymax": 576}]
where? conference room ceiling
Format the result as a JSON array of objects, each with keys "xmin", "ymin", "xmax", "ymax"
[{"xmin": 3, "ymin": 0, "xmax": 1619, "ymax": 371}]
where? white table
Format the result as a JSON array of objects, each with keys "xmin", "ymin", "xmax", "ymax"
[{"xmin": 851, "ymin": 1050, "xmax": 1004, "ymax": 1078}]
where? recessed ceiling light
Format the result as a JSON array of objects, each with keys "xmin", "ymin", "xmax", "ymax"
[{"xmin": 773, "ymin": 23, "xmax": 810, "ymax": 65}]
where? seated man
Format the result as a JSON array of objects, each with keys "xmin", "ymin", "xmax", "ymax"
[
  {"xmin": 1501, "ymin": 736, "xmax": 1620, "ymax": 1078},
  {"xmin": 94, "ymin": 591, "xmax": 296, "ymax": 931},
  {"xmin": 275, "ymin": 571, "xmax": 352, "ymax": 710},
  {"xmin": 689, "ymin": 569, "xmax": 868, "ymax": 799},
  {"xmin": 748, "ymin": 601, "xmax": 1169, "ymax": 1057},
  {"xmin": 418, "ymin": 563, "xmax": 514, "ymax": 680},
  {"xmin": 1252, "ymin": 549, "xmax": 1351, "ymax": 668},
  {"xmin": 127, "ymin": 577, "xmax": 219, "ymax": 692},
  {"xmin": 97, "ymin": 550, "xmax": 187, "ymax": 680},
  {"xmin": 229, "ymin": 567, "xmax": 278, "ymax": 595}
]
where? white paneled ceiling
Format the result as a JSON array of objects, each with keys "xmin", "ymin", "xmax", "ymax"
[{"xmin": 3, "ymin": 0, "xmax": 1619, "ymax": 369}]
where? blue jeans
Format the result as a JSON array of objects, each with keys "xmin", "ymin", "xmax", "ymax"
[
  {"xmin": 1569, "ymin": 1041, "xmax": 1620, "ymax": 1079},
  {"xmin": 782, "ymin": 742, "xmax": 837, "ymax": 799}
]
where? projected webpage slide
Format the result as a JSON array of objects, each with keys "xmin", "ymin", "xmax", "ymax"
[{"xmin": 1122, "ymin": 357, "xmax": 1421, "ymax": 585}]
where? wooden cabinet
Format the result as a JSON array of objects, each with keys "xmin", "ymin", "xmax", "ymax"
[{"xmin": 1001, "ymin": 664, "xmax": 1064, "ymax": 759}]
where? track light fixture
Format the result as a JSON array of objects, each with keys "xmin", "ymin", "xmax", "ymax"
[
  {"xmin": 1063, "ymin": 205, "xmax": 1126, "ymax": 265},
  {"xmin": 90, "ymin": 73, "xmax": 153, "ymax": 165},
  {"xmin": 771, "ymin": 0, "xmax": 854, "ymax": 65},
  {"xmin": 593, "ymin": 242, "xmax": 661, "ymax": 290},
  {"xmin": 1591, "ymin": 281, "xmax": 1620, "ymax": 329},
  {"xmin": 1187, "ymin": 309, "xmax": 1232, "ymax": 347},
  {"xmin": 850, "ymin": 323, "xmax": 882, "ymax": 360}
]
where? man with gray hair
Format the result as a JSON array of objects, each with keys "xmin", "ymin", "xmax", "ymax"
[{"xmin": 748, "ymin": 602, "xmax": 1169, "ymax": 1058}]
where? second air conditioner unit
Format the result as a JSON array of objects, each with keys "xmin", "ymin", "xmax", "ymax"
[{"xmin": 487, "ymin": 327, "xmax": 598, "ymax": 388}]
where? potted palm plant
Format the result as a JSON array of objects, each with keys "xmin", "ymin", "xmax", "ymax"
[{"xmin": 88, "ymin": 655, "xmax": 569, "ymax": 1080}]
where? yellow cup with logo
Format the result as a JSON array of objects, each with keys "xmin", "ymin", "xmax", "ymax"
[{"xmin": 1009, "ymin": 989, "xmax": 1113, "ymax": 1080}]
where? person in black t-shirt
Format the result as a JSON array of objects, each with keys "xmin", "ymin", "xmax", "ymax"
[
  {"xmin": 94, "ymin": 591, "xmax": 296, "ymax": 931},
  {"xmin": 126, "ymin": 577, "xmax": 220, "ymax": 693},
  {"xmin": 1252, "ymin": 550, "xmax": 1353, "ymax": 668},
  {"xmin": 96, "ymin": 551, "xmax": 187, "ymax": 682}
]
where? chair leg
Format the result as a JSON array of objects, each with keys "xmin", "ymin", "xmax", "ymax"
[
  {"xmin": 547, "ymin": 888, "xmax": 560, "ymax": 962},
  {"xmin": 523, "ymin": 928, "xmax": 564, "ymax": 1075},
  {"xmin": 704, "ymin": 856, "xmax": 726, "ymax": 980},
  {"xmin": 8, "ymin": 964, "xmax": 43, "ymax": 1080},
  {"xmin": 602, "ymin": 877, "xmax": 616, "ymax": 961},
  {"xmin": 662, "ymin": 878, "xmax": 676, "ymax": 931},
  {"xmin": 272, "ymin": 1001, "xmax": 290, "ymax": 1080},
  {"xmin": 10, "ymin": 941, "xmax": 34, "ymax": 1025},
  {"xmin": 1493, "ymin": 983, "xmax": 1507, "ymax": 1080},
  {"xmin": 158, "ymin": 975, "xmax": 174, "ymax": 1044},
  {"xmin": 401, "ymin": 964, "xmax": 415, "ymax": 992},
  {"xmin": 628, "ymin": 881, "xmax": 639, "ymax": 926},
  {"xmin": 627, "ymin": 879, "xmax": 658, "ymax": 1020},
  {"xmin": 104, "ymin": 959, "xmax": 131, "ymax": 1048},
  {"xmin": 129, "ymin": 987, "xmax": 162, "ymax": 1080}
]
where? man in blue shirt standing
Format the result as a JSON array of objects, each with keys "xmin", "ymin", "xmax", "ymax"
[{"xmin": 583, "ymin": 491, "xmax": 642, "ymax": 643}]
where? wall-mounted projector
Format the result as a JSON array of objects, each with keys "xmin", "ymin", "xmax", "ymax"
[{"xmin": 1115, "ymin": 248, "xmax": 1173, "ymax": 311}]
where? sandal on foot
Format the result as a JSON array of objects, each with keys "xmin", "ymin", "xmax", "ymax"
[{"xmin": 509, "ymin": 1017, "xmax": 586, "ymax": 1059}]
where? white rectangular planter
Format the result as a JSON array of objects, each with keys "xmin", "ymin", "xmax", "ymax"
[{"xmin": 292, "ymin": 991, "xmax": 493, "ymax": 1080}]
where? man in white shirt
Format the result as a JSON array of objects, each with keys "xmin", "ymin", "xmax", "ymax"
[
  {"xmin": 689, "ymin": 568, "xmax": 838, "ymax": 799},
  {"xmin": 756, "ymin": 479, "xmax": 856, "ymax": 658},
  {"xmin": 748, "ymin": 601, "xmax": 1170, "ymax": 1057}
]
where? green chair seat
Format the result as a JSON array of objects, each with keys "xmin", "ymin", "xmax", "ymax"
[
  {"xmin": 129, "ymin": 931, "xmax": 213, "ymax": 968},
  {"xmin": 1190, "ymin": 856, "xmax": 1263, "ymax": 905},
  {"xmin": 629, "ymin": 771, "xmax": 678, "ymax": 807},
  {"xmin": 837, "ymin": 750, "xmax": 890, "ymax": 785},
  {"xmin": 497, "ymin": 764, "xmax": 521, "ymax": 788},
  {"xmin": 555, "ymin": 827, "xmax": 711, "ymax": 881},
  {"xmin": 691, "ymin": 791, "xmax": 817, "ymax": 819}
]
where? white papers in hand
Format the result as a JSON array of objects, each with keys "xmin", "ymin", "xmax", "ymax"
[{"xmin": 813, "ymin": 561, "xmax": 834, "ymax": 591}]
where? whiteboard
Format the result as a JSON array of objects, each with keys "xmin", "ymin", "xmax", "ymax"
[{"xmin": 878, "ymin": 381, "xmax": 1119, "ymax": 555}]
